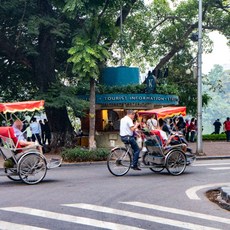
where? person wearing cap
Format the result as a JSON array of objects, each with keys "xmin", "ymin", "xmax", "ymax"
[{"xmin": 120, "ymin": 110, "xmax": 141, "ymax": 170}]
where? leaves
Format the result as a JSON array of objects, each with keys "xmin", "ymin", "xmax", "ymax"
[{"xmin": 68, "ymin": 37, "xmax": 110, "ymax": 80}]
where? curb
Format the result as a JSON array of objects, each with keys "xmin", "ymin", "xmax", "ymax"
[
  {"xmin": 220, "ymin": 186, "xmax": 230, "ymax": 204},
  {"xmin": 196, "ymin": 155, "xmax": 230, "ymax": 160},
  {"xmin": 1, "ymin": 156, "xmax": 230, "ymax": 169}
]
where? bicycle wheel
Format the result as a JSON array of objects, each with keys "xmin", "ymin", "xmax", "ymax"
[
  {"xmin": 5, "ymin": 168, "xmax": 21, "ymax": 181},
  {"xmin": 165, "ymin": 149, "xmax": 186, "ymax": 176},
  {"xmin": 18, "ymin": 153, "xmax": 47, "ymax": 185},
  {"xmin": 107, "ymin": 147, "xmax": 131, "ymax": 176}
]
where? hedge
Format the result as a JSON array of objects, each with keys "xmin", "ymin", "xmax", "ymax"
[{"xmin": 61, "ymin": 147, "xmax": 109, "ymax": 162}]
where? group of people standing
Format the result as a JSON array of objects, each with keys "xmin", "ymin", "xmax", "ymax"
[
  {"xmin": 14, "ymin": 117, "xmax": 51, "ymax": 147},
  {"xmin": 213, "ymin": 117, "xmax": 230, "ymax": 142}
]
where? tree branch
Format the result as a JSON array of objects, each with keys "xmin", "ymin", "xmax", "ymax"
[
  {"xmin": 154, "ymin": 23, "xmax": 198, "ymax": 71},
  {"xmin": 0, "ymin": 32, "xmax": 32, "ymax": 68}
]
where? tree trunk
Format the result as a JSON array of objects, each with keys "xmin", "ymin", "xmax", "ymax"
[
  {"xmin": 45, "ymin": 106, "xmax": 75, "ymax": 148},
  {"xmin": 34, "ymin": 15, "xmax": 75, "ymax": 148},
  {"xmin": 89, "ymin": 78, "xmax": 96, "ymax": 150}
]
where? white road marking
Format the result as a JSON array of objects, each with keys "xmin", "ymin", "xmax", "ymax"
[
  {"xmin": 0, "ymin": 207, "xmax": 143, "ymax": 230},
  {"xmin": 122, "ymin": 201, "xmax": 230, "ymax": 225},
  {"xmin": 185, "ymin": 183, "xmax": 230, "ymax": 200},
  {"xmin": 209, "ymin": 167, "xmax": 230, "ymax": 170},
  {"xmin": 194, "ymin": 162, "xmax": 230, "ymax": 167},
  {"xmin": 0, "ymin": 221, "xmax": 48, "ymax": 230},
  {"xmin": 63, "ymin": 203, "xmax": 221, "ymax": 230}
]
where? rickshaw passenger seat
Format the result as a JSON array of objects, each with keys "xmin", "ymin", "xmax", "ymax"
[
  {"xmin": 0, "ymin": 126, "xmax": 22, "ymax": 150},
  {"xmin": 149, "ymin": 130, "xmax": 163, "ymax": 146}
]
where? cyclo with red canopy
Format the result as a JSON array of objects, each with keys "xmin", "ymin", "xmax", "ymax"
[
  {"xmin": 107, "ymin": 106, "xmax": 196, "ymax": 176},
  {"xmin": 0, "ymin": 100, "xmax": 62, "ymax": 185}
]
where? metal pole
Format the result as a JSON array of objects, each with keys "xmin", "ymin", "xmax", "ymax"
[
  {"xmin": 120, "ymin": 3, "xmax": 123, "ymax": 66},
  {"xmin": 197, "ymin": 0, "xmax": 203, "ymax": 154}
]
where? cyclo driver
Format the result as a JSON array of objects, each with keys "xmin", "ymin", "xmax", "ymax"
[{"xmin": 120, "ymin": 110, "xmax": 141, "ymax": 170}]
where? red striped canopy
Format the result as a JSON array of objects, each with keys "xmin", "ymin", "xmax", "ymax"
[
  {"xmin": 0, "ymin": 100, "xmax": 44, "ymax": 114},
  {"xmin": 138, "ymin": 106, "xmax": 186, "ymax": 119}
]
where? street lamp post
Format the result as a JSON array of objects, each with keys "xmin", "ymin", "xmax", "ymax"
[{"xmin": 197, "ymin": 0, "xmax": 203, "ymax": 154}]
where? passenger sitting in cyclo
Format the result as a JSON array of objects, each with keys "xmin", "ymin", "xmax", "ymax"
[
  {"xmin": 0, "ymin": 121, "xmax": 42, "ymax": 168},
  {"xmin": 146, "ymin": 118, "xmax": 187, "ymax": 153},
  {"xmin": 12, "ymin": 119, "xmax": 43, "ymax": 153}
]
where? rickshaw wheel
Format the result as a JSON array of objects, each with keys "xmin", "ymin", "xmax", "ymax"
[
  {"xmin": 107, "ymin": 148, "xmax": 131, "ymax": 176},
  {"xmin": 18, "ymin": 153, "xmax": 47, "ymax": 185},
  {"xmin": 5, "ymin": 168, "xmax": 21, "ymax": 181},
  {"xmin": 165, "ymin": 149, "xmax": 186, "ymax": 176},
  {"xmin": 149, "ymin": 165, "xmax": 165, "ymax": 173}
]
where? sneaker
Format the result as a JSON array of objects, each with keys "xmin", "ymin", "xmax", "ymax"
[{"xmin": 131, "ymin": 166, "xmax": 141, "ymax": 171}]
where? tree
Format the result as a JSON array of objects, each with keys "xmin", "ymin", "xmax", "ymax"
[
  {"xmin": 0, "ymin": 0, "xmax": 84, "ymax": 147},
  {"xmin": 67, "ymin": 39, "xmax": 109, "ymax": 149},
  {"xmin": 203, "ymin": 65, "xmax": 230, "ymax": 134},
  {"xmin": 64, "ymin": 0, "xmax": 139, "ymax": 149},
  {"xmin": 113, "ymin": 0, "xmax": 229, "ymax": 114},
  {"xmin": 0, "ymin": 0, "xmax": 229, "ymax": 149}
]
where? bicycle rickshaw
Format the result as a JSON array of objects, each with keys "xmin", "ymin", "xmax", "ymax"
[
  {"xmin": 0, "ymin": 100, "xmax": 62, "ymax": 185},
  {"xmin": 107, "ymin": 107, "xmax": 196, "ymax": 176}
]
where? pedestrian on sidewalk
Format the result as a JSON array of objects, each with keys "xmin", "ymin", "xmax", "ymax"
[
  {"xmin": 213, "ymin": 119, "xmax": 222, "ymax": 134},
  {"xmin": 223, "ymin": 117, "xmax": 230, "ymax": 142},
  {"xmin": 30, "ymin": 117, "xmax": 42, "ymax": 145},
  {"xmin": 189, "ymin": 117, "xmax": 197, "ymax": 142}
]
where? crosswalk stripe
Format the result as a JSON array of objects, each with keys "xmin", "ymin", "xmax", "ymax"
[
  {"xmin": 0, "ymin": 207, "xmax": 143, "ymax": 230},
  {"xmin": 209, "ymin": 167, "xmax": 230, "ymax": 170},
  {"xmin": 122, "ymin": 201, "xmax": 230, "ymax": 225},
  {"xmin": 0, "ymin": 221, "xmax": 48, "ymax": 230},
  {"xmin": 63, "ymin": 203, "xmax": 221, "ymax": 230}
]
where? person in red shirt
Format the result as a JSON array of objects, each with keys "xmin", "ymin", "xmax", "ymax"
[{"xmin": 223, "ymin": 117, "xmax": 230, "ymax": 142}]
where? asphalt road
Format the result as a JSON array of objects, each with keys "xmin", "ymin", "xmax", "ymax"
[{"xmin": 0, "ymin": 159, "xmax": 230, "ymax": 230}]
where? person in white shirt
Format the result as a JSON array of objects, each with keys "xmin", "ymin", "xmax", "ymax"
[
  {"xmin": 146, "ymin": 114, "xmax": 157, "ymax": 131},
  {"xmin": 120, "ymin": 110, "xmax": 141, "ymax": 170},
  {"xmin": 30, "ymin": 117, "xmax": 42, "ymax": 145}
]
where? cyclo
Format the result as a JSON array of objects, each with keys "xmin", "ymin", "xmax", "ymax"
[
  {"xmin": 107, "ymin": 107, "xmax": 196, "ymax": 176},
  {"xmin": 0, "ymin": 100, "xmax": 62, "ymax": 185}
]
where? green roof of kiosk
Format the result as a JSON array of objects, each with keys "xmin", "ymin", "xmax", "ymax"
[{"xmin": 101, "ymin": 66, "xmax": 139, "ymax": 86}]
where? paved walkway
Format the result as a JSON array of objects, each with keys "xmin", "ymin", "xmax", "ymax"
[{"xmin": 189, "ymin": 141, "xmax": 230, "ymax": 158}]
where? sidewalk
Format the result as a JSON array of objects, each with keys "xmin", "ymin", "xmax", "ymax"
[
  {"xmin": 1, "ymin": 141, "xmax": 230, "ymax": 168},
  {"xmin": 189, "ymin": 141, "xmax": 230, "ymax": 159}
]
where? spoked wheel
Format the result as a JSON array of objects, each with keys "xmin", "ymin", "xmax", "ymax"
[
  {"xmin": 18, "ymin": 153, "xmax": 47, "ymax": 185},
  {"xmin": 5, "ymin": 168, "xmax": 21, "ymax": 181},
  {"xmin": 165, "ymin": 149, "xmax": 186, "ymax": 176},
  {"xmin": 107, "ymin": 148, "xmax": 131, "ymax": 176},
  {"xmin": 150, "ymin": 165, "xmax": 165, "ymax": 173}
]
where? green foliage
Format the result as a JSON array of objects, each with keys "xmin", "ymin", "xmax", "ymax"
[
  {"xmin": 61, "ymin": 147, "xmax": 109, "ymax": 162},
  {"xmin": 203, "ymin": 65, "xmax": 230, "ymax": 134},
  {"xmin": 202, "ymin": 134, "xmax": 226, "ymax": 141},
  {"xmin": 68, "ymin": 38, "xmax": 110, "ymax": 80},
  {"xmin": 42, "ymin": 82, "xmax": 89, "ymax": 116},
  {"xmin": 97, "ymin": 84, "xmax": 146, "ymax": 94}
]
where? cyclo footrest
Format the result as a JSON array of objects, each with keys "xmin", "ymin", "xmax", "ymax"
[{"xmin": 47, "ymin": 158, "xmax": 62, "ymax": 169}]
